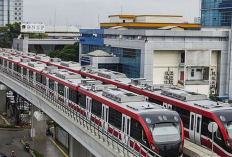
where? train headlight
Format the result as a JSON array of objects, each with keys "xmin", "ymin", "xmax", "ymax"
[
  {"xmin": 179, "ymin": 141, "xmax": 184, "ymax": 152},
  {"xmin": 226, "ymin": 140, "xmax": 232, "ymax": 147},
  {"xmin": 151, "ymin": 143, "xmax": 155, "ymax": 150},
  {"xmin": 150, "ymin": 143, "xmax": 159, "ymax": 153}
]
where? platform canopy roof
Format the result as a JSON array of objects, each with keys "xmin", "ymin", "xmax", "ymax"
[{"xmin": 87, "ymin": 50, "xmax": 112, "ymax": 57}]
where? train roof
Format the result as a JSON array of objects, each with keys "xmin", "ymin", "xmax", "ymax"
[
  {"xmin": 81, "ymin": 85, "xmax": 180, "ymax": 118},
  {"xmin": 81, "ymin": 68, "xmax": 232, "ymax": 113},
  {"xmin": 41, "ymin": 65, "xmax": 179, "ymax": 117},
  {"xmin": 3, "ymin": 49, "xmax": 230, "ymax": 114},
  {"xmin": 19, "ymin": 61, "xmax": 47, "ymax": 72}
]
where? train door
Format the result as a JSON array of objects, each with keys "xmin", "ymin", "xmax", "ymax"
[
  {"xmin": 64, "ymin": 86, "xmax": 69, "ymax": 106},
  {"xmin": 54, "ymin": 82, "xmax": 58, "ymax": 99},
  {"xmin": 189, "ymin": 112, "xmax": 202, "ymax": 145},
  {"xmin": 86, "ymin": 96, "xmax": 92, "ymax": 119},
  {"xmin": 46, "ymin": 78, "xmax": 49, "ymax": 94},
  {"xmin": 27, "ymin": 69, "xmax": 29, "ymax": 82},
  {"xmin": 33, "ymin": 72, "xmax": 36, "ymax": 85},
  {"xmin": 101, "ymin": 104, "xmax": 109, "ymax": 131},
  {"xmin": 121, "ymin": 114, "xmax": 131, "ymax": 144}
]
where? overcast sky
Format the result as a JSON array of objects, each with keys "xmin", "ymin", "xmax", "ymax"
[{"xmin": 24, "ymin": 0, "xmax": 200, "ymax": 28}]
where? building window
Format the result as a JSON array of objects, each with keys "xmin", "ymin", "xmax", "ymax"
[
  {"xmin": 123, "ymin": 48, "xmax": 136, "ymax": 58},
  {"xmin": 19, "ymin": 8, "xmax": 21, "ymax": 10},
  {"xmin": 15, "ymin": 17, "xmax": 17, "ymax": 20},
  {"xmin": 15, "ymin": 3, "xmax": 17, "ymax": 5},
  {"xmin": 15, "ymin": 12, "xmax": 17, "ymax": 15},
  {"xmin": 19, "ymin": 3, "xmax": 21, "ymax": 5},
  {"xmin": 19, "ymin": 13, "xmax": 21, "ymax": 15},
  {"xmin": 191, "ymin": 69, "xmax": 194, "ymax": 77},
  {"xmin": 181, "ymin": 53, "xmax": 185, "ymax": 63},
  {"xmin": 15, "ymin": 8, "xmax": 17, "ymax": 10},
  {"xmin": 19, "ymin": 17, "xmax": 21, "ymax": 20}
]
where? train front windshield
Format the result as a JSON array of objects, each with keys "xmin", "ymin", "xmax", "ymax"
[
  {"xmin": 151, "ymin": 123, "xmax": 180, "ymax": 143},
  {"xmin": 227, "ymin": 122, "xmax": 232, "ymax": 140}
]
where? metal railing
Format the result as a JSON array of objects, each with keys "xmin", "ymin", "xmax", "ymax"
[{"xmin": 0, "ymin": 66, "xmax": 161, "ymax": 157}]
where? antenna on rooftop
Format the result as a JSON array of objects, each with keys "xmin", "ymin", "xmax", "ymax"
[
  {"xmin": 54, "ymin": 7, "xmax": 57, "ymax": 26},
  {"xmin": 98, "ymin": 14, "xmax": 100, "ymax": 28}
]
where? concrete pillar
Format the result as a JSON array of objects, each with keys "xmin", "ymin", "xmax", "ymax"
[
  {"xmin": 69, "ymin": 134, "xmax": 95, "ymax": 157},
  {"xmin": 0, "ymin": 84, "xmax": 7, "ymax": 112},
  {"xmin": 31, "ymin": 105, "xmax": 47, "ymax": 141}
]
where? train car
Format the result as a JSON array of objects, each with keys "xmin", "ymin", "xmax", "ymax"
[
  {"xmin": 0, "ymin": 55, "xmax": 185, "ymax": 157},
  {"xmin": 0, "ymin": 50, "xmax": 231, "ymax": 155},
  {"xmin": 78, "ymin": 68, "xmax": 232, "ymax": 157},
  {"xmin": 39, "ymin": 69, "xmax": 184, "ymax": 157}
]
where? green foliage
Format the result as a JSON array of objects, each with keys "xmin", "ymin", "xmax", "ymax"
[
  {"xmin": 209, "ymin": 95, "xmax": 217, "ymax": 101},
  {"xmin": 0, "ymin": 124, "xmax": 16, "ymax": 128},
  {"xmin": 29, "ymin": 33, "xmax": 48, "ymax": 39},
  {"xmin": 0, "ymin": 22, "xmax": 21, "ymax": 48},
  {"xmin": 48, "ymin": 42, "xmax": 79, "ymax": 62},
  {"xmin": 33, "ymin": 149, "xmax": 45, "ymax": 157}
]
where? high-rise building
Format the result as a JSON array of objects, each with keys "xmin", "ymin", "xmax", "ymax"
[
  {"xmin": 0, "ymin": 0, "xmax": 23, "ymax": 26},
  {"xmin": 201, "ymin": 0, "xmax": 232, "ymax": 27}
]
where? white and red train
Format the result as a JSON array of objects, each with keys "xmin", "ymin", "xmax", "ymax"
[
  {"xmin": 0, "ymin": 52, "xmax": 184, "ymax": 157},
  {"xmin": 1, "ymin": 48, "xmax": 232, "ymax": 156}
]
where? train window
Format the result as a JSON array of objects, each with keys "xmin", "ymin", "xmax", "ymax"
[
  {"xmin": 42, "ymin": 76, "xmax": 46, "ymax": 86},
  {"xmin": 4, "ymin": 60, "xmax": 7, "ymax": 66},
  {"xmin": 127, "ymin": 119, "xmax": 130, "ymax": 135},
  {"xmin": 36, "ymin": 73, "xmax": 41, "ymax": 82},
  {"xmin": 29, "ymin": 70, "xmax": 33, "ymax": 79},
  {"xmin": 23, "ymin": 68, "xmax": 27, "ymax": 75},
  {"xmin": 13, "ymin": 64, "xmax": 18, "ymax": 72},
  {"xmin": 109, "ymin": 108, "xmax": 122, "ymax": 130},
  {"xmin": 9, "ymin": 62, "xmax": 12, "ymax": 69},
  {"xmin": 130, "ymin": 118, "xmax": 148, "ymax": 147},
  {"xmin": 79, "ymin": 93, "xmax": 86, "ymax": 109},
  {"xmin": 201, "ymin": 116, "xmax": 213, "ymax": 137},
  {"xmin": 18, "ymin": 66, "xmax": 21, "ymax": 73},
  {"xmin": 49, "ymin": 79, "xmax": 54, "ymax": 90},
  {"xmin": 142, "ymin": 129, "xmax": 147, "ymax": 144},
  {"xmin": 69, "ymin": 88, "xmax": 78, "ymax": 104},
  {"xmin": 122, "ymin": 117, "xmax": 125, "ymax": 132},
  {"xmin": 91, "ymin": 99, "xmax": 102, "ymax": 118},
  {"xmin": 148, "ymin": 98, "xmax": 163, "ymax": 105},
  {"xmin": 58, "ymin": 83, "xmax": 64, "ymax": 96},
  {"xmin": 173, "ymin": 106, "xmax": 190, "ymax": 128},
  {"xmin": 197, "ymin": 117, "xmax": 200, "ymax": 133},
  {"xmin": 216, "ymin": 128, "xmax": 222, "ymax": 140},
  {"xmin": 152, "ymin": 123, "xmax": 180, "ymax": 143},
  {"xmin": 191, "ymin": 115, "xmax": 194, "ymax": 130},
  {"xmin": 0, "ymin": 59, "xmax": 2, "ymax": 65},
  {"xmin": 228, "ymin": 122, "xmax": 232, "ymax": 140}
]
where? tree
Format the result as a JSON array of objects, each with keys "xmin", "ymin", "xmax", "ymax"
[
  {"xmin": 48, "ymin": 42, "xmax": 79, "ymax": 62},
  {"xmin": 0, "ymin": 22, "xmax": 21, "ymax": 48},
  {"xmin": 29, "ymin": 33, "xmax": 48, "ymax": 39}
]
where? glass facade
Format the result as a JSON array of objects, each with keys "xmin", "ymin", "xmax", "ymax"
[
  {"xmin": 80, "ymin": 29, "xmax": 142, "ymax": 78},
  {"xmin": 201, "ymin": 0, "xmax": 232, "ymax": 27},
  {"xmin": 81, "ymin": 45, "xmax": 141, "ymax": 78}
]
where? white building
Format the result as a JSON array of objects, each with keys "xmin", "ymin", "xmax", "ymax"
[{"xmin": 0, "ymin": 0, "xmax": 23, "ymax": 26}]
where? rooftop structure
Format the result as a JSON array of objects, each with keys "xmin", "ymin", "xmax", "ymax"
[{"xmin": 101, "ymin": 15, "xmax": 200, "ymax": 30}]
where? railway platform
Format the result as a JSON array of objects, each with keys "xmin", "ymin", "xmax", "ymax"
[{"xmin": 184, "ymin": 139, "xmax": 219, "ymax": 157}]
